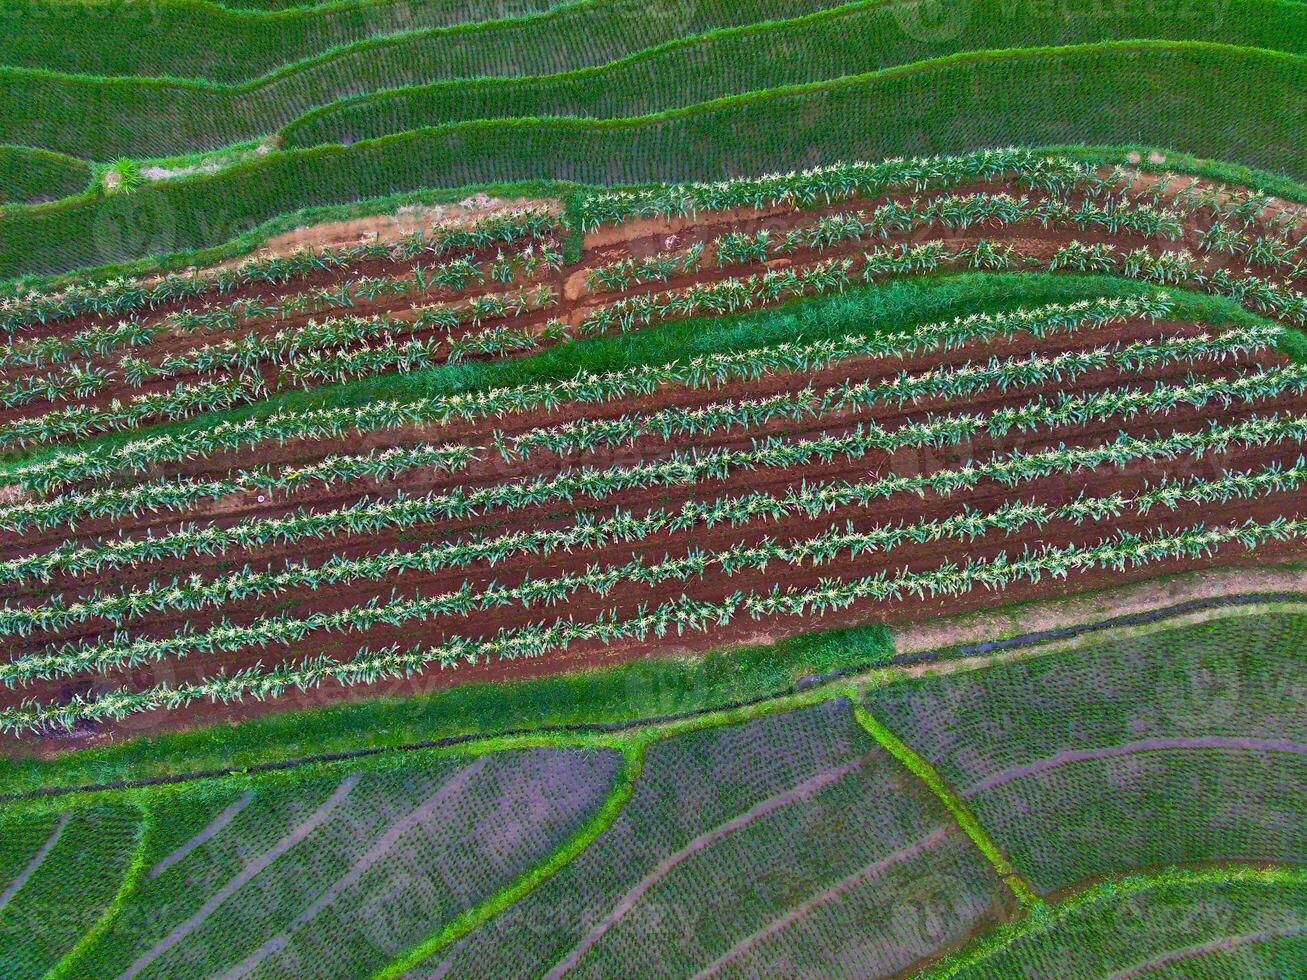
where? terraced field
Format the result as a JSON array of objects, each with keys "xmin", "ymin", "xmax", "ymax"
[
  {"xmin": 0, "ymin": 610, "xmax": 1301, "ymax": 976},
  {"xmin": 1, "ymin": 2, "xmax": 1305, "ymax": 975},
  {"xmin": 0, "ymin": 151, "xmax": 1302, "ymax": 740},
  {"xmin": 1, "ymin": 0, "xmax": 1305, "ymax": 278}
]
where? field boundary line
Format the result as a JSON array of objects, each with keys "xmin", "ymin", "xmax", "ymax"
[
  {"xmin": 851, "ymin": 705, "xmax": 1041, "ymax": 908},
  {"xmin": 922, "ymin": 863, "xmax": 1307, "ymax": 979},
  {"xmin": 2, "ymin": 591, "xmax": 1303, "ymax": 806},
  {"xmin": 0, "ymin": 810, "xmax": 68, "ymax": 913},
  {"xmin": 372, "ymin": 740, "xmax": 645, "ymax": 979},
  {"xmin": 44, "ymin": 807, "xmax": 150, "ymax": 980}
]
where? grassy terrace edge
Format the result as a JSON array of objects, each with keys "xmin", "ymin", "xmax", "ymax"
[
  {"xmin": 4, "ymin": 7, "xmax": 1305, "ymax": 162},
  {"xmin": 0, "ymin": 585, "xmax": 1300, "ymax": 804},
  {"xmin": 6, "ymin": 144, "xmax": 1305, "ymax": 293},
  {"xmin": 2, "ymin": 39, "xmax": 1306, "ymax": 280}
]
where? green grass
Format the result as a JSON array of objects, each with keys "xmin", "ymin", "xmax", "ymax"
[
  {"xmin": 853, "ymin": 706, "xmax": 1040, "ymax": 908},
  {"xmin": 2, "ymin": 40, "xmax": 1304, "ymax": 278},
  {"xmin": 0, "ymin": 272, "xmax": 1278, "ymax": 477},
  {"xmin": 0, "ymin": 144, "xmax": 91, "ymax": 205},
  {"xmin": 0, "ymin": 803, "xmax": 143, "ymax": 976},
  {"xmin": 931, "ymin": 866, "xmax": 1307, "ymax": 978},
  {"xmin": 281, "ymin": 3, "xmax": 1307, "ymax": 151},
  {"xmin": 0, "ymin": 617, "xmax": 893, "ymax": 799},
  {"xmin": 866, "ymin": 613, "xmax": 1307, "ymax": 892},
  {"xmin": 6, "ymin": 0, "xmax": 1307, "ymax": 161},
  {"xmin": 0, "ymin": 0, "xmax": 572, "ymax": 80}
]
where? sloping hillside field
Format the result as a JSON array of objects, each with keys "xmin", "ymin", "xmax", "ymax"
[{"xmin": 0, "ymin": 0, "xmax": 1303, "ymax": 975}]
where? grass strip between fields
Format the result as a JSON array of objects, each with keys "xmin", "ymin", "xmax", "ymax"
[
  {"xmin": 924, "ymin": 863, "xmax": 1307, "ymax": 978},
  {"xmin": 43, "ymin": 809, "xmax": 150, "ymax": 980},
  {"xmin": 851, "ymin": 705, "xmax": 1042, "ymax": 908},
  {"xmin": 7, "ymin": 594, "xmax": 1302, "ymax": 808},
  {"xmin": 370, "ymin": 739, "xmax": 644, "ymax": 979}
]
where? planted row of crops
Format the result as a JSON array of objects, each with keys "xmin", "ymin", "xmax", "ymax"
[
  {"xmin": 7, "ymin": 513, "xmax": 1305, "ymax": 733},
  {"xmin": 12, "ymin": 175, "xmax": 1293, "ymax": 453},
  {"xmin": 7, "ymin": 455, "xmax": 1305, "ymax": 649},
  {"xmin": 1, "ymin": 154, "xmax": 1305, "ymax": 737}
]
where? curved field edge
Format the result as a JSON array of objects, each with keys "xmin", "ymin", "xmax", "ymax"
[
  {"xmin": 2, "ymin": 4, "xmax": 1303, "ymax": 161},
  {"xmin": 923, "ymin": 864, "xmax": 1307, "ymax": 978},
  {"xmin": 0, "ymin": 565, "xmax": 1300, "ymax": 802},
  {"xmin": 2, "ymin": 43, "xmax": 1306, "ymax": 278},
  {"xmin": 1, "ymin": 272, "xmax": 1299, "ymax": 479},
  {"xmin": 0, "ymin": 145, "xmax": 92, "ymax": 205},
  {"xmin": 0, "ymin": 0, "xmax": 575, "ymax": 80},
  {"xmin": 7, "ymin": 621, "xmax": 1299, "ymax": 976},
  {"xmin": 7, "ymin": 144, "xmax": 1305, "ymax": 293},
  {"xmin": 371, "ymin": 740, "xmax": 645, "ymax": 980}
]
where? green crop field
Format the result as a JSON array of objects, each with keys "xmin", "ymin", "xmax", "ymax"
[
  {"xmin": 0, "ymin": 612, "xmax": 1301, "ymax": 976},
  {"xmin": 0, "ymin": 3, "xmax": 1304, "ymax": 976}
]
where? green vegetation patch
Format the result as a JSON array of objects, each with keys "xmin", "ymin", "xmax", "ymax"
[
  {"xmin": 935, "ymin": 866, "xmax": 1307, "ymax": 978},
  {"xmin": 867, "ymin": 614, "xmax": 1307, "ymax": 892},
  {"xmin": 64, "ymin": 746, "xmax": 621, "ymax": 978},
  {"xmin": 2, "ymin": 42, "xmax": 1304, "ymax": 278},
  {"xmin": 424, "ymin": 699, "xmax": 1006, "ymax": 979},
  {"xmin": 0, "ymin": 803, "xmax": 143, "ymax": 976},
  {"xmin": 0, "ymin": 144, "xmax": 91, "ymax": 205}
]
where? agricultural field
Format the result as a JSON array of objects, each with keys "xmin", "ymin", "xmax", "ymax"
[{"xmin": 0, "ymin": 1, "xmax": 1305, "ymax": 976}]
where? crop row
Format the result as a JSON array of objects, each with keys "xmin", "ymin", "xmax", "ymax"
[
  {"xmin": 1100, "ymin": 166, "xmax": 1301, "ymax": 233},
  {"xmin": 0, "ymin": 318, "xmax": 1259, "ymax": 535},
  {"xmin": 0, "ymin": 209, "xmax": 557, "ymax": 336},
  {"xmin": 7, "ymin": 513, "xmax": 1303, "ymax": 733},
  {"xmin": 11, "ymin": 453, "xmax": 1306, "ymax": 689},
  {"xmin": 4, "ymin": 372, "xmax": 1304, "ymax": 588},
  {"xmin": 708, "ymin": 193, "xmax": 1185, "ymax": 270},
  {"xmin": 501, "ymin": 329, "xmax": 1284, "ymax": 459},
  {"xmin": 0, "ymin": 287, "xmax": 558, "ymax": 447},
  {"xmin": 0, "ymin": 242, "xmax": 563, "ymax": 377},
  {"xmin": 5, "ymin": 451, "xmax": 1302, "ymax": 642},
  {"xmin": 569, "ymin": 150, "xmax": 1089, "ymax": 231},
  {"xmin": 8, "ymin": 294, "xmax": 1171, "ymax": 493},
  {"xmin": 0, "ymin": 443, "xmax": 481, "ymax": 535},
  {"xmin": 1046, "ymin": 242, "xmax": 1307, "ymax": 325}
]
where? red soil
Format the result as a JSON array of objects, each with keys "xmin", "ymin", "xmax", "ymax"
[{"xmin": 2, "ymin": 172, "xmax": 1306, "ymax": 749}]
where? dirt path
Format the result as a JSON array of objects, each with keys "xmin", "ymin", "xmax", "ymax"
[
  {"xmin": 147, "ymin": 790, "xmax": 254, "ymax": 880},
  {"xmin": 219, "ymin": 757, "xmax": 490, "ymax": 979},
  {"xmin": 0, "ymin": 811, "xmax": 69, "ymax": 913},
  {"xmin": 894, "ymin": 564, "xmax": 1307, "ymax": 664},
  {"xmin": 1110, "ymin": 925, "xmax": 1307, "ymax": 978}
]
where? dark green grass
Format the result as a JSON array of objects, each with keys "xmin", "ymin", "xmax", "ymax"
[
  {"xmin": 0, "ymin": 144, "xmax": 91, "ymax": 205},
  {"xmin": 6, "ymin": 0, "xmax": 1305, "ymax": 160},
  {"xmin": 2, "ymin": 41, "xmax": 1304, "ymax": 278},
  {"xmin": 0, "ymin": 0, "xmax": 571, "ymax": 80},
  {"xmin": 938, "ymin": 868, "xmax": 1307, "ymax": 978},
  {"xmin": 0, "ymin": 273, "xmax": 1282, "ymax": 478},
  {"xmin": 284, "ymin": 4, "xmax": 1307, "ymax": 151}
]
